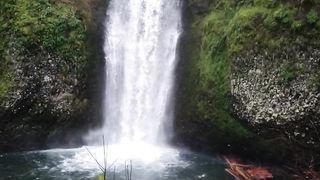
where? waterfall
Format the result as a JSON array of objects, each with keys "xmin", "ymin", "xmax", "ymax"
[{"xmin": 86, "ymin": 0, "xmax": 182, "ymax": 148}]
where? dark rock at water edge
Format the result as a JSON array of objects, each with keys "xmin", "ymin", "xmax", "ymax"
[{"xmin": 0, "ymin": 0, "xmax": 109, "ymax": 152}]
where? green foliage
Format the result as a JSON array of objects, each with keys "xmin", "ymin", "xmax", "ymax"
[
  {"xmin": 306, "ymin": 9, "xmax": 319, "ymax": 25},
  {"xmin": 273, "ymin": 7, "xmax": 293, "ymax": 25},
  {"xmin": 280, "ymin": 63, "xmax": 306, "ymax": 83},
  {"xmin": 200, "ymin": 2, "xmax": 317, "ymax": 54},
  {"xmin": 280, "ymin": 65, "xmax": 297, "ymax": 82},
  {"xmin": 201, "ymin": 11, "xmax": 227, "ymax": 54},
  {"xmin": 254, "ymin": 0, "xmax": 278, "ymax": 8},
  {"xmin": 0, "ymin": 55, "xmax": 13, "ymax": 99},
  {"xmin": 291, "ymin": 20, "xmax": 304, "ymax": 31},
  {"xmin": 0, "ymin": 0, "xmax": 16, "ymax": 100},
  {"xmin": 181, "ymin": 0, "xmax": 320, "ymax": 151},
  {"xmin": 227, "ymin": 7, "xmax": 269, "ymax": 53},
  {"xmin": 13, "ymin": 0, "xmax": 86, "ymax": 59},
  {"xmin": 0, "ymin": 0, "xmax": 88, "ymax": 101},
  {"xmin": 1, "ymin": 0, "xmax": 87, "ymax": 67},
  {"xmin": 0, "ymin": 0, "xmax": 15, "ymax": 54},
  {"xmin": 0, "ymin": 75, "xmax": 12, "ymax": 100},
  {"xmin": 182, "ymin": 6, "xmax": 255, "ymax": 143}
]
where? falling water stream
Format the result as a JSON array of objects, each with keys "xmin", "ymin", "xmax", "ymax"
[
  {"xmin": 0, "ymin": 1, "xmax": 234, "ymax": 179},
  {"xmin": 87, "ymin": 0, "xmax": 181, "ymax": 148},
  {"xmin": 82, "ymin": 0, "xmax": 184, "ymax": 166}
]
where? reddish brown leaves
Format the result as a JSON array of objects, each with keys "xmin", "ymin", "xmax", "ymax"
[
  {"xmin": 247, "ymin": 167, "xmax": 273, "ymax": 179},
  {"xmin": 224, "ymin": 156, "xmax": 273, "ymax": 180}
]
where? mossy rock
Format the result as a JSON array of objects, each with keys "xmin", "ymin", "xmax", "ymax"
[
  {"xmin": 306, "ymin": 9, "xmax": 319, "ymax": 25},
  {"xmin": 176, "ymin": 0, "xmax": 320, "ymax": 166},
  {"xmin": 0, "ymin": 0, "xmax": 105, "ymax": 153}
]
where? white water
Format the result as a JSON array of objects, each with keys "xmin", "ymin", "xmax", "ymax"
[
  {"xmin": 85, "ymin": 0, "xmax": 182, "ymax": 163},
  {"xmin": 0, "ymin": 2, "xmax": 232, "ymax": 179}
]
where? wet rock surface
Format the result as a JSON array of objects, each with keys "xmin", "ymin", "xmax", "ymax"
[
  {"xmin": 0, "ymin": 45, "xmax": 86, "ymax": 152},
  {"xmin": 0, "ymin": 0, "xmax": 107, "ymax": 152},
  {"xmin": 176, "ymin": 0, "xmax": 320, "ymax": 168},
  {"xmin": 231, "ymin": 47, "xmax": 320, "ymax": 148}
]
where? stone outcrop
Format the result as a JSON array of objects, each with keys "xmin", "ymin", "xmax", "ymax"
[
  {"xmin": 0, "ymin": 0, "xmax": 107, "ymax": 152},
  {"xmin": 231, "ymin": 47, "xmax": 320, "ymax": 160},
  {"xmin": 175, "ymin": 0, "xmax": 320, "ymax": 168},
  {"xmin": 232, "ymin": 48, "xmax": 320, "ymax": 127}
]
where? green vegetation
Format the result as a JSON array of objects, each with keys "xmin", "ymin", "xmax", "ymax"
[
  {"xmin": 0, "ymin": 0, "xmax": 87, "ymax": 58},
  {"xmin": 280, "ymin": 63, "xmax": 306, "ymax": 83},
  {"xmin": 202, "ymin": 0, "xmax": 320, "ymax": 54},
  {"xmin": 0, "ymin": 74, "xmax": 11, "ymax": 100},
  {"xmin": 0, "ymin": 0, "xmax": 88, "ymax": 100},
  {"xmin": 307, "ymin": 9, "xmax": 318, "ymax": 25},
  {"xmin": 178, "ymin": 0, "xmax": 320, "ymax": 152},
  {"xmin": 273, "ymin": 6, "xmax": 294, "ymax": 25},
  {"xmin": 14, "ymin": 0, "xmax": 86, "ymax": 58},
  {"xmin": 0, "ymin": 1, "xmax": 15, "ymax": 101}
]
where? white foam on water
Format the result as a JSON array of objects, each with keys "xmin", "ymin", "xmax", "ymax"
[
  {"xmin": 38, "ymin": 144, "xmax": 188, "ymax": 179},
  {"xmin": 43, "ymin": 0, "xmax": 183, "ymax": 177}
]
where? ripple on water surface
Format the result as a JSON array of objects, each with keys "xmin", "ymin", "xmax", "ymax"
[{"xmin": 0, "ymin": 144, "xmax": 233, "ymax": 180}]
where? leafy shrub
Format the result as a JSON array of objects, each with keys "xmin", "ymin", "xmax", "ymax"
[
  {"xmin": 291, "ymin": 20, "xmax": 303, "ymax": 31},
  {"xmin": 14, "ymin": 0, "xmax": 86, "ymax": 59},
  {"xmin": 306, "ymin": 9, "xmax": 318, "ymax": 25},
  {"xmin": 227, "ymin": 7, "xmax": 269, "ymax": 53},
  {"xmin": 273, "ymin": 7, "xmax": 293, "ymax": 24}
]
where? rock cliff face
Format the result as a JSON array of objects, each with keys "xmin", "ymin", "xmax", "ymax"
[
  {"xmin": 232, "ymin": 47, "xmax": 320, "ymax": 132},
  {"xmin": 1, "ymin": 0, "xmax": 319, "ymax": 169},
  {"xmin": 0, "ymin": 0, "xmax": 107, "ymax": 152},
  {"xmin": 231, "ymin": 47, "xmax": 320, "ymax": 165},
  {"xmin": 176, "ymin": 0, "xmax": 320, "ymax": 167}
]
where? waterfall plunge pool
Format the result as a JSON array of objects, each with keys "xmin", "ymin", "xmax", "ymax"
[{"xmin": 0, "ymin": 144, "xmax": 233, "ymax": 180}]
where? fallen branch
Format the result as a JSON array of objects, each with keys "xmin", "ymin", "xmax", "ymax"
[{"xmin": 224, "ymin": 156, "xmax": 273, "ymax": 180}]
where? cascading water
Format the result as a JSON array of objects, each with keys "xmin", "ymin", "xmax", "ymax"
[
  {"xmin": 86, "ymin": 0, "xmax": 182, "ymax": 149},
  {"xmin": 0, "ymin": 1, "xmax": 236, "ymax": 179}
]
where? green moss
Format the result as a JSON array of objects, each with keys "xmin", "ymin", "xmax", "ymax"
[
  {"xmin": 0, "ymin": 0, "xmax": 15, "ymax": 100},
  {"xmin": 179, "ymin": 0, "xmax": 320, "ymax": 156},
  {"xmin": 199, "ymin": 3, "xmax": 304, "ymax": 54},
  {"xmin": 254, "ymin": 0, "xmax": 278, "ymax": 8},
  {"xmin": 0, "ymin": 76, "xmax": 12, "ymax": 100},
  {"xmin": 273, "ymin": 6, "xmax": 294, "ymax": 25},
  {"xmin": 0, "ymin": 58, "xmax": 13, "ymax": 101},
  {"xmin": 280, "ymin": 63, "xmax": 306, "ymax": 83},
  {"xmin": 306, "ymin": 9, "xmax": 319, "ymax": 25},
  {"xmin": 201, "ymin": 11, "xmax": 227, "ymax": 54},
  {"xmin": 0, "ymin": 0, "xmax": 87, "ymax": 61},
  {"xmin": 227, "ymin": 7, "xmax": 269, "ymax": 53},
  {"xmin": 0, "ymin": 0, "xmax": 89, "ymax": 102},
  {"xmin": 183, "ymin": 6, "xmax": 255, "ymax": 144},
  {"xmin": 13, "ymin": 0, "xmax": 86, "ymax": 60},
  {"xmin": 280, "ymin": 66, "xmax": 297, "ymax": 82},
  {"xmin": 291, "ymin": 20, "xmax": 304, "ymax": 32}
]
